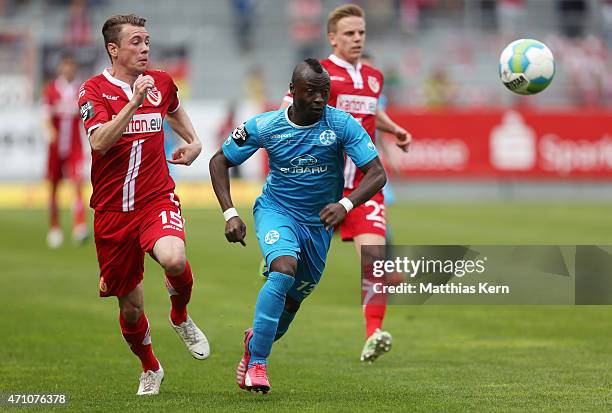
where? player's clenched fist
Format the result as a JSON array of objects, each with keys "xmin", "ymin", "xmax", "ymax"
[
  {"xmin": 394, "ymin": 127, "xmax": 412, "ymax": 153},
  {"xmin": 225, "ymin": 216, "xmax": 247, "ymax": 246},
  {"xmin": 319, "ymin": 203, "xmax": 348, "ymax": 230},
  {"xmin": 168, "ymin": 142, "xmax": 202, "ymax": 166},
  {"xmin": 131, "ymin": 75, "xmax": 155, "ymax": 106}
]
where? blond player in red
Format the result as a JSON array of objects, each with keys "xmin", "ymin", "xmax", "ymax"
[
  {"xmin": 78, "ymin": 14, "xmax": 209, "ymax": 395},
  {"xmin": 283, "ymin": 4, "xmax": 411, "ymax": 363},
  {"xmin": 43, "ymin": 54, "xmax": 88, "ymax": 248}
]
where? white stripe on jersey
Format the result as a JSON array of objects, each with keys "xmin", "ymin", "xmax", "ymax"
[
  {"xmin": 87, "ymin": 123, "xmax": 102, "ymax": 139},
  {"xmin": 169, "ymin": 192, "xmax": 180, "ymax": 207},
  {"xmin": 128, "ymin": 142, "xmax": 143, "ymax": 211},
  {"xmin": 122, "ymin": 139, "xmax": 144, "ymax": 212},
  {"xmin": 122, "ymin": 142, "xmax": 137, "ymax": 211},
  {"xmin": 344, "ymin": 157, "xmax": 357, "ymax": 189},
  {"xmin": 58, "ymin": 117, "xmax": 72, "ymax": 158}
]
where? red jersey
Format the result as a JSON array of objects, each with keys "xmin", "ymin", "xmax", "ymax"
[
  {"xmin": 78, "ymin": 69, "xmax": 180, "ymax": 212},
  {"xmin": 43, "ymin": 76, "xmax": 84, "ymax": 159},
  {"xmin": 284, "ymin": 54, "xmax": 383, "ymax": 189}
]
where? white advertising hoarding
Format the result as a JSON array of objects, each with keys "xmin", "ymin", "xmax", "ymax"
[
  {"xmin": 0, "ymin": 101, "xmax": 264, "ymax": 182},
  {"xmin": 0, "ymin": 107, "xmax": 47, "ymax": 180}
]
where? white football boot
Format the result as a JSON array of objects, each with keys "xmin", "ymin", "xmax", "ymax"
[
  {"xmin": 170, "ymin": 315, "xmax": 210, "ymax": 360},
  {"xmin": 46, "ymin": 227, "xmax": 63, "ymax": 249},
  {"xmin": 136, "ymin": 365, "xmax": 164, "ymax": 396},
  {"xmin": 72, "ymin": 223, "xmax": 89, "ymax": 245},
  {"xmin": 360, "ymin": 329, "xmax": 392, "ymax": 363}
]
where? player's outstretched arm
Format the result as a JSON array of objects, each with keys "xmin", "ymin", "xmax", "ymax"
[
  {"xmin": 209, "ymin": 149, "xmax": 247, "ymax": 246},
  {"xmin": 319, "ymin": 157, "xmax": 387, "ymax": 230},
  {"xmin": 376, "ymin": 134, "xmax": 401, "ymax": 175},
  {"xmin": 166, "ymin": 106, "xmax": 202, "ymax": 166},
  {"xmin": 89, "ymin": 75, "xmax": 154, "ymax": 155},
  {"xmin": 376, "ymin": 108, "xmax": 412, "ymax": 152}
]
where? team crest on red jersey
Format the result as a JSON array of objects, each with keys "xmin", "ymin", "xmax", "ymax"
[
  {"xmin": 99, "ymin": 277, "xmax": 108, "ymax": 293},
  {"xmin": 146, "ymin": 88, "xmax": 162, "ymax": 106},
  {"xmin": 367, "ymin": 76, "xmax": 380, "ymax": 94}
]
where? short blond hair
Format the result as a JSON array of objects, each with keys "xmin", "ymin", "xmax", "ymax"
[{"xmin": 327, "ymin": 4, "xmax": 365, "ymax": 34}]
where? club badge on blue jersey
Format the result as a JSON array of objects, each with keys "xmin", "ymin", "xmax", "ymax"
[{"xmin": 232, "ymin": 123, "xmax": 249, "ymax": 147}]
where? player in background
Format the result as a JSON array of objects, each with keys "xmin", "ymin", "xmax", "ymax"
[
  {"xmin": 281, "ymin": 4, "xmax": 411, "ymax": 362},
  {"xmin": 210, "ymin": 59, "xmax": 387, "ymax": 393},
  {"xmin": 78, "ymin": 14, "xmax": 209, "ymax": 396},
  {"xmin": 360, "ymin": 52, "xmax": 400, "ymax": 227},
  {"xmin": 43, "ymin": 53, "xmax": 88, "ymax": 248},
  {"xmin": 216, "ymin": 101, "xmax": 242, "ymax": 178}
]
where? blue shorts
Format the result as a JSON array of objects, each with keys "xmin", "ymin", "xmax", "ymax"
[{"xmin": 254, "ymin": 204, "xmax": 333, "ymax": 303}]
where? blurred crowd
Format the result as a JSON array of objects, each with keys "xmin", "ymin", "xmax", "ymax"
[{"xmin": 0, "ymin": 0, "xmax": 610, "ymax": 108}]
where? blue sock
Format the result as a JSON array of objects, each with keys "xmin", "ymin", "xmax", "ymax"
[
  {"xmin": 248, "ymin": 271, "xmax": 295, "ymax": 367},
  {"xmin": 274, "ymin": 309, "xmax": 297, "ymax": 342}
]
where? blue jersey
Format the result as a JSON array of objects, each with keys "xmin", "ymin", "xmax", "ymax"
[{"xmin": 222, "ymin": 105, "xmax": 379, "ymax": 225}]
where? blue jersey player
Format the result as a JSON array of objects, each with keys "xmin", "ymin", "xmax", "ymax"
[{"xmin": 209, "ymin": 59, "xmax": 387, "ymax": 394}]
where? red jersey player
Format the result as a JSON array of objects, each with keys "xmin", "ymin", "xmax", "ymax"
[
  {"xmin": 43, "ymin": 54, "xmax": 88, "ymax": 248},
  {"xmin": 282, "ymin": 4, "xmax": 411, "ymax": 363},
  {"xmin": 78, "ymin": 14, "xmax": 209, "ymax": 395}
]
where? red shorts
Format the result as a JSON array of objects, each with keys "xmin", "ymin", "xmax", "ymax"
[
  {"xmin": 47, "ymin": 146, "xmax": 84, "ymax": 182},
  {"xmin": 339, "ymin": 190, "xmax": 386, "ymax": 241},
  {"xmin": 93, "ymin": 192, "xmax": 186, "ymax": 297}
]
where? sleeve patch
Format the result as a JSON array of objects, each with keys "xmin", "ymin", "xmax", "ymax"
[
  {"xmin": 80, "ymin": 101, "xmax": 94, "ymax": 121},
  {"xmin": 231, "ymin": 123, "xmax": 249, "ymax": 147}
]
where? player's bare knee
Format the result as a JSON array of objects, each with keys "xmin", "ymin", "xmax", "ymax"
[
  {"xmin": 361, "ymin": 245, "xmax": 385, "ymax": 264},
  {"xmin": 269, "ymin": 256, "xmax": 297, "ymax": 277},
  {"xmin": 153, "ymin": 237, "xmax": 186, "ymax": 275},
  {"xmin": 120, "ymin": 302, "xmax": 143, "ymax": 324},
  {"xmin": 160, "ymin": 252, "xmax": 186, "ymax": 276},
  {"xmin": 284, "ymin": 295, "xmax": 301, "ymax": 313}
]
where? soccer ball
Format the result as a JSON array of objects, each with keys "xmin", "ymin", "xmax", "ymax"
[{"xmin": 499, "ymin": 39, "xmax": 555, "ymax": 95}]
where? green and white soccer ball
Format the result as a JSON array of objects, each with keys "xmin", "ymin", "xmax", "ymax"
[{"xmin": 499, "ymin": 39, "xmax": 555, "ymax": 95}]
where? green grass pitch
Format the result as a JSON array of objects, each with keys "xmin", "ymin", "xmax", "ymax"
[{"xmin": 2, "ymin": 203, "xmax": 612, "ymax": 412}]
